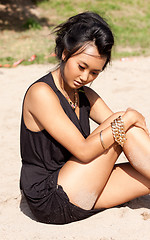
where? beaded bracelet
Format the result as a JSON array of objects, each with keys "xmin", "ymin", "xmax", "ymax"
[{"xmin": 111, "ymin": 116, "xmax": 126, "ymax": 147}]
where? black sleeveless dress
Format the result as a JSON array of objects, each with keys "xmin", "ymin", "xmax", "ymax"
[{"xmin": 20, "ymin": 72, "xmax": 103, "ymax": 224}]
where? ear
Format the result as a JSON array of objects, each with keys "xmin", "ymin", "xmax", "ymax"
[{"xmin": 62, "ymin": 49, "xmax": 68, "ymax": 61}]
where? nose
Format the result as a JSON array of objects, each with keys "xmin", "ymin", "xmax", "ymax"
[{"xmin": 80, "ymin": 70, "xmax": 89, "ymax": 82}]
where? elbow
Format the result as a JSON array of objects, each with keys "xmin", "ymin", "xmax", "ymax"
[
  {"xmin": 73, "ymin": 147, "xmax": 95, "ymax": 164},
  {"xmin": 72, "ymin": 138, "xmax": 101, "ymax": 163}
]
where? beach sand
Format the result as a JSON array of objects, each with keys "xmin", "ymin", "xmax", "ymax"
[{"xmin": 0, "ymin": 57, "xmax": 150, "ymax": 240}]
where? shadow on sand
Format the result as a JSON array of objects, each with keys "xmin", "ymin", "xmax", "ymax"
[{"xmin": 19, "ymin": 191, "xmax": 150, "ymax": 222}]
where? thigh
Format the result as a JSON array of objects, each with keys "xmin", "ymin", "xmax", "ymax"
[
  {"xmin": 57, "ymin": 112, "xmax": 125, "ymax": 210},
  {"xmin": 57, "ymin": 143, "xmax": 121, "ymax": 210},
  {"xmin": 94, "ymin": 162, "xmax": 150, "ymax": 209}
]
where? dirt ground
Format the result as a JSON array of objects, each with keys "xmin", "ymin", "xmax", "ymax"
[
  {"xmin": 0, "ymin": 0, "xmax": 48, "ymax": 30},
  {"xmin": 0, "ymin": 57, "xmax": 150, "ymax": 239}
]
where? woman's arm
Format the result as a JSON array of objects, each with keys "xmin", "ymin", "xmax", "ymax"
[
  {"xmin": 83, "ymin": 86, "xmax": 149, "ymax": 136},
  {"xmin": 25, "ymin": 82, "xmax": 148, "ymax": 163}
]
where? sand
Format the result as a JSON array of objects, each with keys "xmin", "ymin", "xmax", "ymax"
[{"xmin": 0, "ymin": 57, "xmax": 150, "ymax": 240}]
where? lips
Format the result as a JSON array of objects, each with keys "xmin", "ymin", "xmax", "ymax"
[{"xmin": 74, "ymin": 80, "xmax": 82, "ymax": 87}]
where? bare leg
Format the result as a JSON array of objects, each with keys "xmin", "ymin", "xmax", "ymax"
[
  {"xmin": 58, "ymin": 113, "xmax": 150, "ymax": 210},
  {"xmin": 123, "ymin": 126, "xmax": 150, "ymax": 180},
  {"xmin": 58, "ymin": 113, "xmax": 122, "ymax": 209},
  {"xmin": 58, "ymin": 144, "xmax": 121, "ymax": 209},
  {"xmin": 94, "ymin": 162, "xmax": 150, "ymax": 209}
]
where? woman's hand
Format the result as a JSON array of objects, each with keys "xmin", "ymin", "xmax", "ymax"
[{"xmin": 123, "ymin": 108, "xmax": 149, "ymax": 136}]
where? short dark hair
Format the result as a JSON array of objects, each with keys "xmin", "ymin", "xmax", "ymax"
[{"xmin": 54, "ymin": 11, "xmax": 114, "ymax": 70}]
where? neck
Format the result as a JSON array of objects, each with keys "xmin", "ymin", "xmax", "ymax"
[
  {"xmin": 54, "ymin": 68, "xmax": 78, "ymax": 110},
  {"xmin": 57, "ymin": 68, "xmax": 73, "ymax": 94}
]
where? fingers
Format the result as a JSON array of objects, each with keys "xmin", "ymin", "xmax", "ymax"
[
  {"xmin": 143, "ymin": 122, "xmax": 150, "ymax": 136},
  {"xmin": 140, "ymin": 114, "xmax": 149, "ymax": 136},
  {"xmin": 125, "ymin": 108, "xmax": 149, "ymax": 136},
  {"xmin": 136, "ymin": 116, "xmax": 149, "ymax": 136}
]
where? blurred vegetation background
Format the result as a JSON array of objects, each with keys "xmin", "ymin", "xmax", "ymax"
[{"xmin": 0, "ymin": 0, "xmax": 150, "ymax": 66}]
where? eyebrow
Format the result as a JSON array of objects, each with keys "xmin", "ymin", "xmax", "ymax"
[{"xmin": 80, "ymin": 61, "xmax": 102, "ymax": 72}]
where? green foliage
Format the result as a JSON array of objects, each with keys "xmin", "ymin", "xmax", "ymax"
[
  {"xmin": 0, "ymin": 57, "xmax": 14, "ymax": 66},
  {"xmin": 23, "ymin": 54, "xmax": 57, "ymax": 65},
  {"xmin": 39, "ymin": 0, "xmax": 150, "ymax": 56},
  {"xmin": 1, "ymin": 0, "xmax": 150, "ymax": 66},
  {"xmin": 23, "ymin": 18, "xmax": 42, "ymax": 30}
]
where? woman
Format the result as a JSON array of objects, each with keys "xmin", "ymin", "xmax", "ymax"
[{"xmin": 20, "ymin": 11, "xmax": 150, "ymax": 224}]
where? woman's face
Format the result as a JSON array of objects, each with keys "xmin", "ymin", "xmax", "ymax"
[{"xmin": 62, "ymin": 44, "xmax": 107, "ymax": 89}]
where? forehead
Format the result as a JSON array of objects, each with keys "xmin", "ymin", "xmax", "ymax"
[
  {"xmin": 83, "ymin": 44, "xmax": 100, "ymax": 56},
  {"xmin": 73, "ymin": 45, "xmax": 106, "ymax": 69}
]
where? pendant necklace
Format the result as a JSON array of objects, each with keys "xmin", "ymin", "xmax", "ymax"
[{"xmin": 63, "ymin": 88, "xmax": 78, "ymax": 110}]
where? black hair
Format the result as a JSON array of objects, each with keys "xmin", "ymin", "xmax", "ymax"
[{"xmin": 54, "ymin": 11, "xmax": 114, "ymax": 71}]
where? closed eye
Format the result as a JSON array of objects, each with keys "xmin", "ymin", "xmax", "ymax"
[
  {"xmin": 79, "ymin": 65, "xmax": 85, "ymax": 70},
  {"xmin": 79, "ymin": 64, "xmax": 101, "ymax": 76},
  {"xmin": 91, "ymin": 71, "xmax": 99, "ymax": 76}
]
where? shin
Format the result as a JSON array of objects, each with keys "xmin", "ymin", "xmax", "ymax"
[{"xmin": 123, "ymin": 126, "xmax": 150, "ymax": 180}]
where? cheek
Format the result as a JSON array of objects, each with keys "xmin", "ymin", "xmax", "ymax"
[
  {"xmin": 65, "ymin": 61, "xmax": 78, "ymax": 77},
  {"xmin": 88, "ymin": 74, "xmax": 98, "ymax": 84}
]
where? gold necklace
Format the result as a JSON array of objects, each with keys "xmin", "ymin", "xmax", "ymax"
[
  {"xmin": 56, "ymin": 69, "xmax": 78, "ymax": 110},
  {"xmin": 63, "ymin": 89, "xmax": 78, "ymax": 110}
]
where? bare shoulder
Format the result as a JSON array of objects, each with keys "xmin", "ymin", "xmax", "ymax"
[
  {"xmin": 83, "ymin": 86, "xmax": 101, "ymax": 107},
  {"xmin": 83, "ymin": 85, "xmax": 100, "ymax": 96},
  {"xmin": 26, "ymin": 81, "xmax": 59, "ymax": 106},
  {"xmin": 27, "ymin": 81, "xmax": 56, "ymax": 98},
  {"xmin": 83, "ymin": 86, "xmax": 113, "ymax": 123},
  {"xmin": 24, "ymin": 81, "xmax": 61, "ymax": 121}
]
